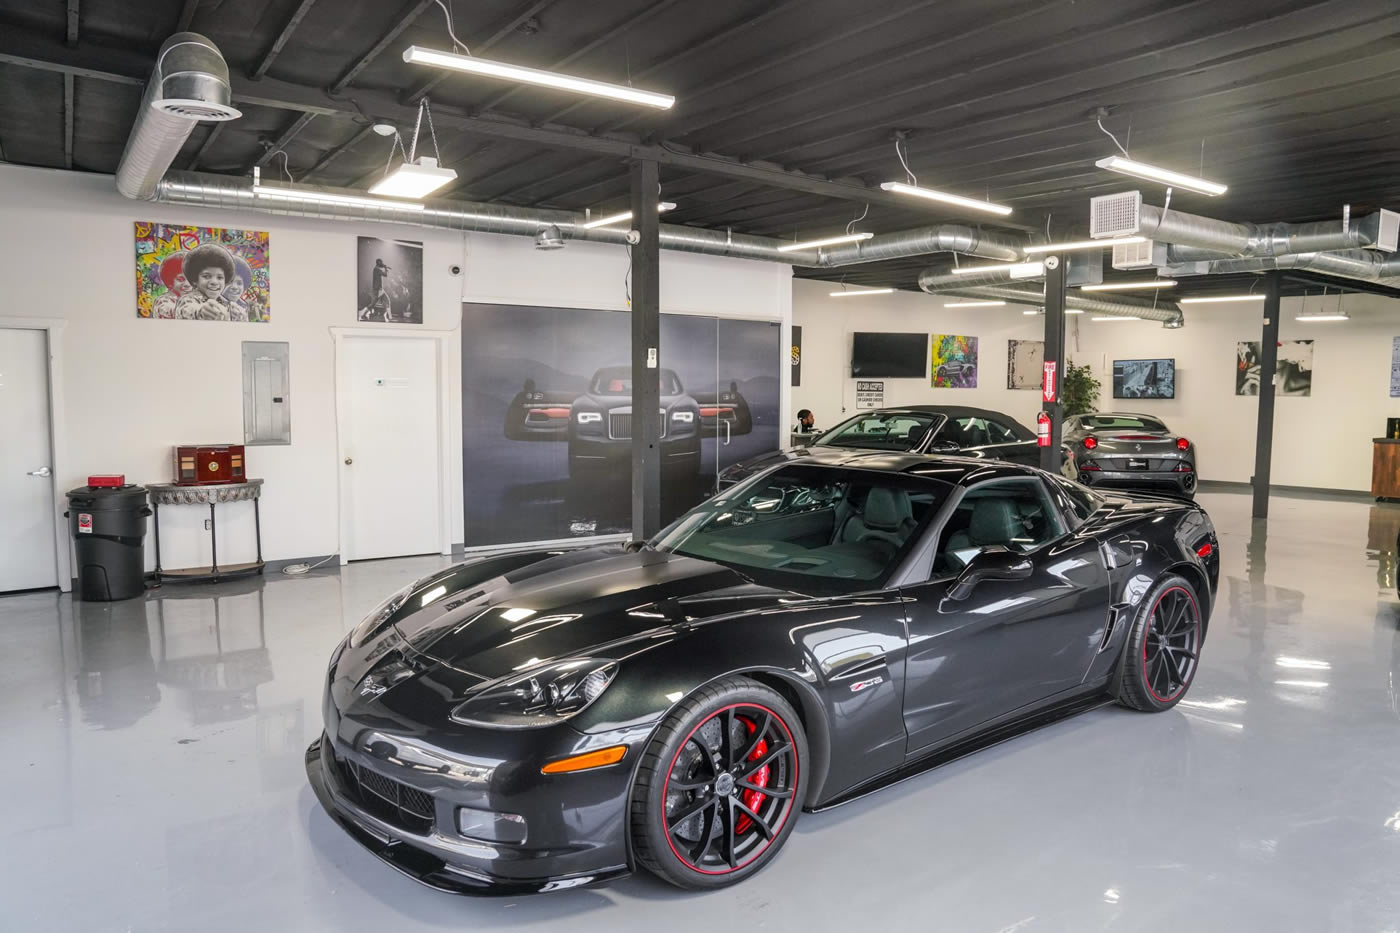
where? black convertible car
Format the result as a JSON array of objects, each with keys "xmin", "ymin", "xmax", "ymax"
[
  {"xmin": 307, "ymin": 456, "xmax": 1218, "ymax": 894},
  {"xmin": 717, "ymin": 405, "xmax": 1038, "ymax": 489}
]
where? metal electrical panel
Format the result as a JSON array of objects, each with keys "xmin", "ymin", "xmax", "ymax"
[{"xmin": 242, "ymin": 341, "xmax": 291, "ymax": 445}]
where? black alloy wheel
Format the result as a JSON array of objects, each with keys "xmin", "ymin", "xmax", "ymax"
[
  {"xmin": 1117, "ymin": 574, "xmax": 1203, "ymax": 711},
  {"xmin": 631, "ymin": 677, "xmax": 806, "ymax": 889}
]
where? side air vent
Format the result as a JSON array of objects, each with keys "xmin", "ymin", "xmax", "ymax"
[
  {"xmin": 1113, "ymin": 238, "xmax": 1156, "ymax": 270},
  {"xmin": 1371, "ymin": 209, "xmax": 1400, "ymax": 253},
  {"xmin": 1090, "ymin": 191, "xmax": 1143, "ymax": 239}
]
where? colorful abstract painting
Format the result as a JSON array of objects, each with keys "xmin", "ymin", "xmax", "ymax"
[
  {"xmin": 135, "ymin": 222, "xmax": 270, "ymax": 322},
  {"xmin": 931, "ymin": 334, "xmax": 979, "ymax": 388}
]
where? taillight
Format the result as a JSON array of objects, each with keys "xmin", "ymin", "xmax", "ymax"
[
  {"xmin": 1176, "ymin": 437, "xmax": 1190, "ymax": 450},
  {"xmin": 1083, "ymin": 436, "xmax": 1098, "ymax": 450},
  {"xmin": 1196, "ymin": 542, "xmax": 1213, "ymax": 558},
  {"xmin": 1079, "ymin": 463, "xmax": 1101, "ymax": 472},
  {"xmin": 1173, "ymin": 462, "xmax": 1194, "ymax": 472}
]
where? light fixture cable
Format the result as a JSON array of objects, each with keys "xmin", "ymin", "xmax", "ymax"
[
  {"xmin": 1096, "ymin": 116, "xmax": 1129, "ymax": 157},
  {"xmin": 431, "ymin": 0, "xmax": 472, "ymax": 55}
]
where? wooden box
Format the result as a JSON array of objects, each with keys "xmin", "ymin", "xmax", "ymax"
[
  {"xmin": 174, "ymin": 445, "xmax": 246, "ymax": 486},
  {"xmin": 1373, "ymin": 439, "xmax": 1400, "ymax": 500}
]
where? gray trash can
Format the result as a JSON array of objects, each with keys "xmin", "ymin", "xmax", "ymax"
[{"xmin": 66, "ymin": 484, "xmax": 151, "ymax": 601}]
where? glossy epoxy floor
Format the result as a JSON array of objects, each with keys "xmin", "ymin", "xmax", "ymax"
[{"xmin": 3, "ymin": 490, "xmax": 1399, "ymax": 932}]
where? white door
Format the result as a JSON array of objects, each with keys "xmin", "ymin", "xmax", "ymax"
[
  {"xmin": 0, "ymin": 328, "xmax": 58, "ymax": 591},
  {"xmin": 340, "ymin": 335, "xmax": 442, "ymax": 561}
]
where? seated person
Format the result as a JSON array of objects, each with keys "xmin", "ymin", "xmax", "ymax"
[{"xmin": 795, "ymin": 409, "xmax": 817, "ymax": 433}]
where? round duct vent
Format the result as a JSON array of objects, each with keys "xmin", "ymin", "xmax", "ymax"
[
  {"xmin": 152, "ymin": 99, "xmax": 242, "ymax": 121},
  {"xmin": 535, "ymin": 225, "xmax": 565, "ymax": 250}
]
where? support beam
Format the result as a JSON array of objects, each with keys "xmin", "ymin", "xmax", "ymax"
[
  {"xmin": 1252, "ymin": 272, "xmax": 1283, "ymax": 519},
  {"xmin": 249, "ymin": 112, "xmax": 317, "ymax": 172},
  {"xmin": 301, "ymin": 124, "xmax": 374, "ymax": 181},
  {"xmin": 65, "ymin": 0, "xmax": 79, "ymax": 46},
  {"xmin": 176, "ymin": 0, "xmax": 199, "ymax": 32},
  {"xmin": 1039, "ymin": 254, "xmax": 1066, "ymax": 473},
  {"xmin": 630, "ymin": 158, "xmax": 661, "ymax": 541},
  {"xmin": 185, "ymin": 121, "xmax": 225, "ymax": 171},
  {"xmin": 402, "ymin": 0, "xmax": 558, "ymax": 104},
  {"xmin": 250, "ymin": 0, "xmax": 318, "ymax": 80},
  {"xmin": 62, "ymin": 73, "xmax": 74, "ymax": 169},
  {"xmin": 330, "ymin": 0, "xmax": 433, "ymax": 94}
]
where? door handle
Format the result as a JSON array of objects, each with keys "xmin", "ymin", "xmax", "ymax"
[
  {"xmin": 722, "ymin": 420, "xmax": 731, "ymax": 446},
  {"xmin": 344, "ymin": 457, "xmax": 353, "ymax": 465},
  {"xmin": 27, "ymin": 467, "xmax": 52, "ymax": 477}
]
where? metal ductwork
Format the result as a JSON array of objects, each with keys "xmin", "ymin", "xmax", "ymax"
[
  {"xmin": 934, "ymin": 285, "xmax": 1184, "ymax": 325},
  {"xmin": 153, "ymin": 172, "xmax": 1033, "ymax": 270},
  {"xmin": 1162, "ymin": 248, "xmax": 1400, "ymax": 283},
  {"xmin": 116, "ymin": 33, "xmax": 240, "ymax": 200},
  {"xmin": 1140, "ymin": 205, "xmax": 1398, "ymax": 264}
]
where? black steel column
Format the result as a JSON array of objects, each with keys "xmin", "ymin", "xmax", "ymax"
[
  {"xmin": 1252, "ymin": 272, "xmax": 1283, "ymax": 518},
  {"xmin": 630, "ymin": 158, "xmax": 661, "ymax": 540},
  {"xmin": 1039, "ymin": 254, "xmax": 1067, "ymax": 473}
]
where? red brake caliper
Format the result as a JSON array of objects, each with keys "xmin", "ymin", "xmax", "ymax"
[{"xmin": 735, "ymin": 716, "xmax": 769, "ymax": 834}]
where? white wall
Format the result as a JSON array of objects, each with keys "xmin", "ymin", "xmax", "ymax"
[
  {"xmin": 791, "ymin": 278, "xmax": 1048, "ymax": 431},
  {"xmin": 1071, "ymin": 294, "xmax": 1400, "ymax": 491},
  {"xmin": 0, "ymin": 165, "xmax": 789, "ymax": 577}
]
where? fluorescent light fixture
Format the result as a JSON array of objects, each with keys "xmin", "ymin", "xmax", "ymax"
[
  {"xmin": 952, "ymin": 260, "xmax": 1044, "ymax": 277},
  {"xmin": 1023, "ymin": 309, "xmax": 1041, "ymax": 315},
  {"xmin": 943, "ymin": 300, "xmax": 1005, "ymax": 308},
  {"xmin": 1296, "ymin": 312, "xmax": 1349, "ymax": 322},
  {"xmin": 829, "ymin": 287, "xmax": 895, "ymax": 297},
  {"xmin": 1091, "ymin": 315, "xmax": 1141, "ymax": 322},
  {"xmin": 1080, "ymin": 279, "xmax": 1177, "ymax": 291},
  {"xmin": 1275, "ymin": 656, "xmax": 1331, "ymax": 670},
  {"xmin": 368, "ymin": 156, "xmax": 458, "ymax": 198},
  {"xmin": 777, "ymin": 232, "xmax": 874, "ymax": 252},
  {"xmin": 1179, "ymin": 294, "xmax": 1266, "ymax": 304},
  {"xmin": 1066, "ymin": 308, "xmax": 1083, "ymax": 314},
  {"xmin": 879, "ymin": 181, "xmax": 1012, "ymax": 216},
  {"xmin": 252, "ymin": 183, "xmax": 424, "ymax": 212},
  {"xmin": 581, "ymin": 202, "xmax": 677, "ymax": 229},
  {"xmin": 1024, "ymin": 236, "xmax": 1146, "ymax": 255},
  {"xmin": 403, "ymin": 46, "xmax": 675, "ymax": 109},
  {"xmin": 1095, "ymin": 155, "xmax": 1228, "ymax": 196}
]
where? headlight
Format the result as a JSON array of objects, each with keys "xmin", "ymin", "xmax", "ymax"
[
  {"xmin": 348, "ymin": 583, "xmax": 413, "ymax": 648},
  {"xmin": 451, "ymin": 658, "xmax": 617, "ymax": 728},
  {"xmin": 576, "ymin": 411, "xmax": 603, "ymax": 424},
  {"xmin": 671, "ymin": 411, "xmax": 694, "ymax": 423}
]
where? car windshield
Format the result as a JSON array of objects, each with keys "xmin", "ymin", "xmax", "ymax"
[
  {"xmin": 815, "ymin": 412, "xmax": 940, "ymax": 451},
  {"xmin": 590, "ymin": 367, "xmax": 683, "ymax": 395},
  {"xmin": 652, "ymin": 465, "xmax": 950, "ymax": 591},
  {"xmin": 1079, "ymin": 414, "xmax": 1168, "ymax": 432}
]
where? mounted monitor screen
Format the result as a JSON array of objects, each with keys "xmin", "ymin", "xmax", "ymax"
[
  {"xmin": 1113, "ymin": 358, "xmax": 1176, "ymax": 399},
  {"xmin": 851, "ymin": 332, "xmax": 928, "ymax": 378}
]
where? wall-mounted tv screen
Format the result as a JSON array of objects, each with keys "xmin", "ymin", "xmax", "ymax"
[
  {"xmin": 1113, "ymin": 358, "xmax": 1176, "ymax": 399},
  {"xmin": 851, "ymin": 332, "xmax": 928, "ymax": 378}
]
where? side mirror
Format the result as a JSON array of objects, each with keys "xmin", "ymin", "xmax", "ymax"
[
  {"xmin": 948, "ymin": 546, "xmax": 1033, "ymax": 600},
  {"xmin": 523, "ymin": 378, "xmax": 536, "ymax": 394},
  {"xmin": 930, "ymin": 439, "xmax": 961, "ymax": 453}
]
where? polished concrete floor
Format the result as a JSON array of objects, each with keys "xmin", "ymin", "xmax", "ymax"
[{"xmin": 3, "ymin": 489, "xmax": 1399, "ymax": 932}]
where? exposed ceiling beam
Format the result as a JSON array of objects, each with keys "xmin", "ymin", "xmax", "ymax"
[
  {"xmin": 175, "ymin": 0, "xmax": 199, "ymax": 32},
  {"xmin": 402, "ymin": 0, "xmax": 559, "ymax": 105},
  {"xmin": 539, "ymin": 0, "xmax": 805, "ymax": 127},
  {"xmin": 250, "ymin": 0, "xmax": 319, "ymax": 80},
  {"xmin": 185, "ymin": 122, "xmax": 225, "ymax": 171},
  {"xmin": 301, "ymin": 123, "xmax": 375, "ymax": 181},
  {"xmin": 249, "ymin": 111, "xmax": 317, "ymax": 172},
  {"xmin": 474, "ymin": 0, "xmax": 682, "ymax": 115},
  {"xmin": 63, "ymin": 73, "xmax": 74, "ymax": 169},
  {"xmin": 66, "ymin": 0, "xmax": 80, "ymax": 46},
  {"xmin": 330, "ymin": 0, "xmax": 434, "ymax": 94},
  {"xmin": 0, "ymin": 29, "xmax": 1006, "ymax": 222}
]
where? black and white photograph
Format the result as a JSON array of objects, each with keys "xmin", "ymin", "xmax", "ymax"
[
  {"xmin": 356, "ymin": 236, "xmax": 422, "ymax": 323},
  {"xmin": 1236, "ymin": 340, "xmax": 1314, "ymax": 396},
  {"xmin": 1113, "ymin": 358, "xmax": 1176, "ymax": 399}
]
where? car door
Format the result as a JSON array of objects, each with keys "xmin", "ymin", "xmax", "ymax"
[
  {"xmin": 977, "ymin": 417, "xmax": 1040, "ymax": 466},
  {"xmin": 897, "ymin": 475, "xmax": 1112, "ymax": 756}
]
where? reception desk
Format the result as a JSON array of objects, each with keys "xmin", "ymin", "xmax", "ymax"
[{"xmin": 1374, "ymin": 438, "xmax": 1400, "ymax": 500}]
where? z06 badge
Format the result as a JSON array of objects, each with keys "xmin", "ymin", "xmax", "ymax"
[{"xmin": 850, "ymin": 675, "xmax": 885, "ymax": 693}]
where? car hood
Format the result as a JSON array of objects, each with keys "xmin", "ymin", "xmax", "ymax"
[{"xmin": 390, "ymin": 548, "xmax": 796, "ymax": 678}]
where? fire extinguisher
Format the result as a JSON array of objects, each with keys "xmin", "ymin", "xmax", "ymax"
[{"xmin": 1036, "ymin": 411, "xmax": 1051, "ymax": 447}]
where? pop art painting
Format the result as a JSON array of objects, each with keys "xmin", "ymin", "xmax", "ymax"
[
  {"xmin": 931, "ymin": 334, "xmax": 978, "ymax": 388},
  {"xmin": 136, "ymin": 222, "xmax": 270, "ymax": 322}
]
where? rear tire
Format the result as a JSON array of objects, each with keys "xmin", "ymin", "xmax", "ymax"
[
  {"xmin": 1116, "ymin": 574, "xmax": 1203, "ymax": 711},
  {"xmin": 630, "ymin": 677, "xmax": 807, "ymax": 889}
]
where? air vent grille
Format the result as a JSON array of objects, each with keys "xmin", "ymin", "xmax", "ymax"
[
  {"xmin": 1113, "ymin": 239, "xmax": 1155, "ymax": 270},
  {"xmin": 1374, "ymin": 209, "xmax": 1399, "ymax": 253},
  {"xmin": 153, "ymin": 99, "xmax": 242, "ymax": 121},
  {"xmin": 1090, "ymin": 191, "xmax": 1143, "ymax": 239}
]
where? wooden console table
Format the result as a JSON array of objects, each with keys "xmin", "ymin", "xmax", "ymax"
[
  {"xmin": 147, "ymin": 479, "xmax": 265, "ymax": 584},
  {"xmin": 1374, "ymin": 439, "xmax": 1400, "ymax": 501}
]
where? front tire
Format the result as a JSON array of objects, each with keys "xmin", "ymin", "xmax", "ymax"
[
  {"xmin": 1116, "ymin": 574, "xmax": 1203, "ymax": 711},
  {"xmin": 630, "ymin": 676, "xmax": 807, "ymax": 889}
]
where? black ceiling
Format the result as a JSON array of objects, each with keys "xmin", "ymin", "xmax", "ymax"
[{"xmin": 3, "ymin": 0, "xmax": 1400, "ymax": 293}]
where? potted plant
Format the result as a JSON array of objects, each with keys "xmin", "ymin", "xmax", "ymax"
[{"xmin": 1061, "ymin": 362, "xmax": 1101, "ymax": 416}]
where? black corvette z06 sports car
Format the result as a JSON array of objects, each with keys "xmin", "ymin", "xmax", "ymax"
[{"xmin": 307, "ymin": 456, "xmax": 1219, "ymax": 894}]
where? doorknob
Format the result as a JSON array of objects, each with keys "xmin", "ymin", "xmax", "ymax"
[
  {"xmin": 344, "ymin": 457, "xmax": 353, "ymax": 465},
  {"xmin": 27, "ymin": 467, "xmax": 52, "ymax": 477}
]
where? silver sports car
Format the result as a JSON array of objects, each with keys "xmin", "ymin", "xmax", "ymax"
[{"xmin": 1061, "ymin": 412, "xmax": 1196, "ymax": 497}]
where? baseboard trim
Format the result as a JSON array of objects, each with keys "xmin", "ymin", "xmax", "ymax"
[{"xmin": 1197, "ymin": 479, "xmax": 1374, "ymax": 501}]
